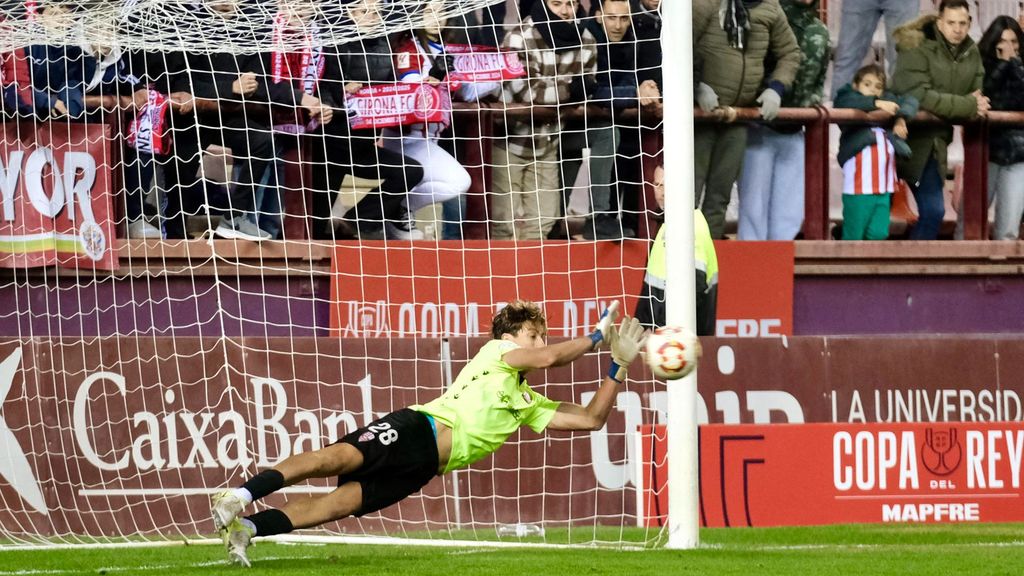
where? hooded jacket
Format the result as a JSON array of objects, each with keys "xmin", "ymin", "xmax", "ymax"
[
  {"xmin": 692, "ymin": 0, "xmax": 801, "ymax": 107},
  {"xmin": 984, "ymin": 56, "xmax": 1024, "ymax": 166},
  {"xmin": 890, "ymin": 14, "xmax": 983, "ymax": 183}
]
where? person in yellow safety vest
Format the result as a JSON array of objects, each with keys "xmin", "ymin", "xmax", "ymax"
[{"xmin": 635, "ymin": 165, "xmax": 718, "ymax": 335}]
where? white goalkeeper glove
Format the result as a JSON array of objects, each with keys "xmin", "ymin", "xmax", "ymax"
[
  {"xmin": 607, "ymin": 316, "xmax": 647, "ymax": 383},
  {"xmin": 588, "ymin": 301, "xmax": 620, "ymax": 350}
]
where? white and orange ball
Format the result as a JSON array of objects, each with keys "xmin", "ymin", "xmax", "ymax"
[{"xmin": 645, "ymin": 326, "xmax": 701, "ymax": 380}]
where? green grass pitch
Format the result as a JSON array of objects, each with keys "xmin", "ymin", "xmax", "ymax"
[{"xmin": 1, "ymin": 524, "xmax": 1022, "ymax": 575}]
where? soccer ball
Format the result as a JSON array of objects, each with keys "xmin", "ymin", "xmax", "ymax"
[{"xmin": 645, "ymin": 326, "xmax": 701, "ymax": 380}]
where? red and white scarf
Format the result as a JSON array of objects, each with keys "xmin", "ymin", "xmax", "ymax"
[
  {"xmin": 271, "ymin": 11, "xmax": 324, "ymax": 134},
  {"xmin": 271, "ymin": 11, "xmax": 324, "ymax": 95},
  {"xmin": 127, "ymin": 88, "xmax": 170, "ymax": 154}
]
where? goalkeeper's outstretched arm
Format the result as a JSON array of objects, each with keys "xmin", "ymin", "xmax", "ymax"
[{"xmin": 546, "ymin": 316, "xmax": 647, "ymax": 432}]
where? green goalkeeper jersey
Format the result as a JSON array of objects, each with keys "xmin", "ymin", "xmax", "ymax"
[{"xmin": 412, "ymin": 340, "xmax": 560, "ymax": 473}]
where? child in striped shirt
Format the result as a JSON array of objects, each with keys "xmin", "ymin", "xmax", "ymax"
[{"xmin": 834, "ymin": 64, "xmax": 918, "ymax": 240}]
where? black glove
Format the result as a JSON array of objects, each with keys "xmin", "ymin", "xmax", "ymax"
[{"xmin": 429, "ymin": 54, "xmax": 456, "ymax": 81}]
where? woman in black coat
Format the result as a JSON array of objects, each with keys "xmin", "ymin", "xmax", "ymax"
[{"xmin": 978, "ymin": 16, "xmax": 1024, "ymax": 240}]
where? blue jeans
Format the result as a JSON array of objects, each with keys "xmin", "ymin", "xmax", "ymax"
[
  {"xmin": 831, "ymin": 0, "xmax": 918, "ymax": 99},
  {"xmin": 441, "ymin": 195, "xmax": 467, "ymax": 239},
  {"xmin": 737, "ymin": 126, "xmax": 805, "ymax": 240},
  {"xmin": 908, "ymin": 157, "xmax": 945, "ymax": 240}
]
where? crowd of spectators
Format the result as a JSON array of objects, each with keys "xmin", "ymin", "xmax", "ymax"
[{"xmin": 3, "ymin": 0, "xmax": 1024, "ymax": 242}]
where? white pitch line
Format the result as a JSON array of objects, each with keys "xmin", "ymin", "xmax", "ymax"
[
  {"xmin": 720, "ymin": 540, "xmax": 1024, "ymax": 552},
  {"xmin": 77, "ymin": 486, "xmax": 335, "ymax": 497},
  {"xmin": 0, "ymin": 555, "xmax": 296, "ymax": 576},
  {"xmin": 0, "ymin": 539, "xmax": 220, "ymax": 552}
]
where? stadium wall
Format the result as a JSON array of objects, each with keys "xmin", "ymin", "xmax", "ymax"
[{"xmin": 1, "ymin": 336, "xmax": 1022, "ymax": 536}]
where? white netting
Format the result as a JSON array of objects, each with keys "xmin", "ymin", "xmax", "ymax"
[
  {"xmin": 0, "ymin": 0, "xmax": 669, "ymax": 550},
  {"xmin": 0, "ymin": 0, "xmax": 506, "ymax": 53}
]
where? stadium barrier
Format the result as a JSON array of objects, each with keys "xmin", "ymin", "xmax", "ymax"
[
  {"xmin": 1, "ymin": 103, "xmax": 1020, "ymax": 250},
  {"xmin": 2, "ymin": 336, "xmax": 1023, "ymax": 538}
]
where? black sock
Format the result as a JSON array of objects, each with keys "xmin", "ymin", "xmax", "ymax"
[
  {"xmin": 247, "ymin": 509, "xmax": 294, "ymax": 537},
  {"xmin": 241, "ymin": 470, "xmax": 285, "ymax": 501}
]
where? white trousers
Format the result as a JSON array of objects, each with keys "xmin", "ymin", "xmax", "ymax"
[{"xmin": 382, "ymin": 128, "xmax": 471, "ymax": 213}]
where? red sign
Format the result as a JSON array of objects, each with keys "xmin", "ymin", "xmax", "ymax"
[
  {"xmin": 346, "ymin": 83, "xmax": 451, "ymax": 130},
  {"xmin": 445, "ymin": 44, "xmax": 527, "ymax": 82},
  {"xmin": 330, "ymin": 240, "xmax": 649, "ymax": 337},
  {"xmin": 639, "ymin": 422, "xmax": 1024, "ymax": 527},
  {"xmin": 0, "ymin": 122, "xmax": 116, "ymax": 269},
  {"xmin": 330, "ymin": 241, "xmax": 793, "ymax": 338},
  {"xmin": 713, "ymin": 241, "xmax": 793, "ymax": 337}
]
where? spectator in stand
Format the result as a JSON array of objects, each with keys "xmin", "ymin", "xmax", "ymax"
[
  {"xmin": 1, "ymin": 46, "xmax": 48, "ymax": 117},
  {"xmin": 492, "ymin": 0, "xmax": 597, "ymax": 241},
  {"xmin": 831, "ymin": 0, "xmax": 918, "ymax": 100},
  {"xmin": 692, "ymin": 0, "xmax": 801, "ymax": 239},
  {"xmin": 834, "ymin": 64, "xmax": 918, "ymax": 240},
  {"xmin": 387, "ymin": 1, "xmax": 500, "ymax": 240},
  {"xmin": 30, "ymin": 5, "xmax": 163, "ymax": 239},
  {"xmin": 133, "ymin": 49, "xmax": 207, "ymax": 240},
  {"xmin": 252, "ymin": 0, "xmax": 335, "ymax": 239},
  {"xmin": 560, "ymin": 0, "xmax": 636, "ymax": 240},
  {"xmin": 977, "ymin": 16, "xmax": 1024, "ymax": 240},
  {"xmin": 737, "ymin": 0, "xmax": 829, "ymax": 241},
  {"xmin": 631, "ymin": 0, "xmax": 663, "ymax": 117},
  {"xmin": 891, "ymin": 0, "xmax": 988, "ymax": 240},
  {"xmin": 172, "ymin": 0, "xmax": 278, "ymax": 241},
  {"xmin": 313, "ymin": 0, "xmax": 426, "ymax": 240},
  {"xmin": 635, "ymin": 165, "xmax": 718, "ymax": 336}
]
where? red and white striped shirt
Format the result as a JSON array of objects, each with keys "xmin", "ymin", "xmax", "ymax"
[{"xmin": 842, "ymin": 128, "xmax": 897, "ymax": 196}]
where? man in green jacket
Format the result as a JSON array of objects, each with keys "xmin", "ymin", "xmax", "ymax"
[
  {"xmin": 692, "ymin": 0, "xmax": 801, "ymax": 239},
  {"xmin": 890, "ymin": 0, "xmax": 990, "ymax": 240}
]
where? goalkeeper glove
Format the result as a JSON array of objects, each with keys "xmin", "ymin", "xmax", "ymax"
[
  {"xmin": 588, "ymin": 301, "xmax": 620, "ymax": 350},
  {"xmin": 608, "ymin": 316, "xmax": 646, "ymax": 383}
]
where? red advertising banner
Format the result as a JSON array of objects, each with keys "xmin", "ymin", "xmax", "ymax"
[
  {"xmin": 713, "ymin": 241, "xmax": 793, "ymax": 337},
  {"xmin": 330, "ymin": 240, "xmax": 649, "ymax": 337},
  {"xmin": 1, "ymin": 336, "xmax": 1023, "ymax": 540},
  {"xmin": 0, "ymin": 122, "xmax": 116, "ymax": 270},
  {"xmin": 329, "ymin": 241, "xmax": 794, "ymax": 338},
  {"xmin": 640, "ymin": 422, "xmax": 1024, "ymax": 527},
  {"xmin": 346, "ymin": 83, "xmax": 452, "ymax": 130}
]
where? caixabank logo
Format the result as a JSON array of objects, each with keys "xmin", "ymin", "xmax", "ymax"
[{"xmin": 0, "ymin": 347, "xmax": 47, "ymax": 515}]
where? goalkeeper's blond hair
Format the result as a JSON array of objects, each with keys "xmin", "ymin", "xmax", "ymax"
[{"xmin": 491, "ymin": 300, "xmax": 547, "ymax": 339}]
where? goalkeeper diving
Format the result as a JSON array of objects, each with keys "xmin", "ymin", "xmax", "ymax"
[{"xmin": 211, "ymin": 300, "xmax": 647, "ymax": 566}]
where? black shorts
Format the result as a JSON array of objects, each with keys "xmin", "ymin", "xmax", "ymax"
[{"xmin": 337, "ymin": 408, "xmax": 439, "ymax": 516}]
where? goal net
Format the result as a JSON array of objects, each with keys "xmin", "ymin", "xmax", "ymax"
[{"xmin": 0, "ymin": 0, "xmax": 673, "ymax": 548}]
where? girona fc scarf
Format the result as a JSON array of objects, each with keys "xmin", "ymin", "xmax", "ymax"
[
  {"xmin": 127, "ymin": 88, "xmax": 170, "ymax": 155},
  {"xmin": 270, "ymin": 11, "xmax": 325, "ymax": 134},
  {"xmin": 270, "ymin": 11, "xmax": 325, "ymax": 95}
]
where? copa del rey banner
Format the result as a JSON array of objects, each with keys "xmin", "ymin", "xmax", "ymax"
[
  {"xmin": 346, "ymin": 83, "xmax": 451, "ymax": 130},
  {"xmin": 0, "ymin": 122, "xmax": 116, "ymax": 270},
  {"xmin": 639, "ymin": 422, "xmax": 1024, "ymax": 527},
  {"xmin": 329, "ymin": 240, "xmax": 793, "ymax": 338}
]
